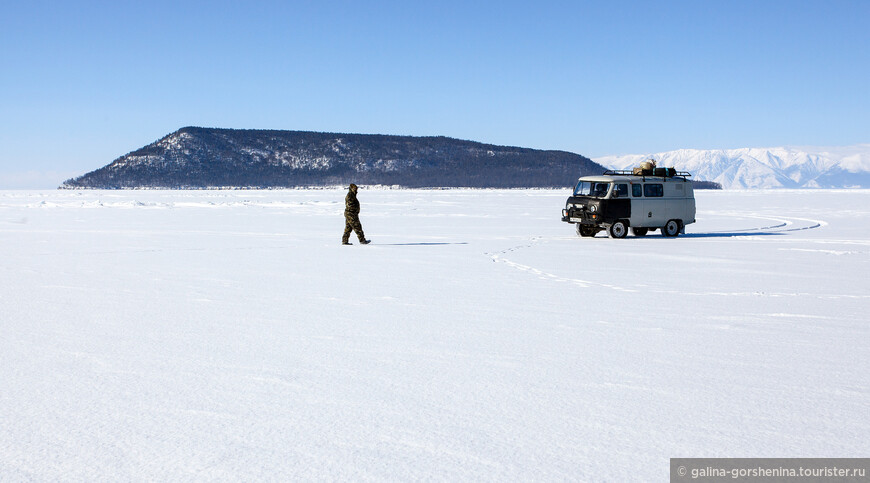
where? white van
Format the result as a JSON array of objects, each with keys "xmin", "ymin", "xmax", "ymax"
[{"xmin": 561, "ymin": 168, "xmax": 696, "ymax": 238}]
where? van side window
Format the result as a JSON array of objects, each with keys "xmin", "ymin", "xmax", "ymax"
[
  {"xmin": 632, "ymin": 184, "xmax": 642, "ymax": 197},
  {"xmin": 614, "ymin": 184, "xmax": 628, "ymax": 198},
  {"xmin": 643, "ymin": 184, "xmax": 663, "ymax": 197}
]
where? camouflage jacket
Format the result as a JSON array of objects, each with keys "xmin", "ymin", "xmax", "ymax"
[{"xmin": 345, "ymin": 190, "xmax": 360, "ymax": 215}]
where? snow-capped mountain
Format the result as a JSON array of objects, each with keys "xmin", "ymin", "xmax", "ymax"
[{"xmin": 595, "ymin": 144, "xmax": 870, "ymax": 189}]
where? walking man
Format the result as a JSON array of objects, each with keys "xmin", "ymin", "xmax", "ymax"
[{"xmin": 342, "ymin": 183, "xmax": 370, "ymax": 245}]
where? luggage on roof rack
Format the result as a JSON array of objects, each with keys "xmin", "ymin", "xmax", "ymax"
[{"xmin": 602, "ymin": 168, "xmax": 691, "ymax": 179}]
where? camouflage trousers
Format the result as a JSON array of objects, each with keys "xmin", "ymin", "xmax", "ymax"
[{"xmin": 342, "ymin": 213, "xmax": 366, "ymax": 243}]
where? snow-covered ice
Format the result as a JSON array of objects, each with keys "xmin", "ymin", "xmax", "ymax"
[{"xmin": 1, "ymin": 188, "xmax": 868, "ymax": 480}]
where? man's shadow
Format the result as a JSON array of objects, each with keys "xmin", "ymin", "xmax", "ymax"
[{"xmin": 377, "ymin": 242, "xmax": 469, "ymax": 246}]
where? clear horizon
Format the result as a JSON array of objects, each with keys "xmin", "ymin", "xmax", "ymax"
[{"xmin": 2, "ymin": 1, "xmax": 868, "ymax": 188}]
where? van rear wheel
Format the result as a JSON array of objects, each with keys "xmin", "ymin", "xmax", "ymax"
[
  {"xmin": 663, "ymin": 220, "xmax": 681, "ymax": 237},
  {"xmin": 631, "ymin": 227, "xmax": 648, "ymax": 237},
  {"xmin": 608, "ymin": 221, "xmax": 628, "ymax": 239}
]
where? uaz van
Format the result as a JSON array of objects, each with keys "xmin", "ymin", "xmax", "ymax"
[{"xmin": 561, "ymin": 165, "xmax": 696, "ymax": 238}]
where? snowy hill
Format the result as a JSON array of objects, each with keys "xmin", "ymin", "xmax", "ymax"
[
  {"xmin": 596, "ymin": 144, "xmax": 870, "ymax": 189},
  {"xmin": 61, "ymin": 127, "xmax": 604, "ymax": 189}
]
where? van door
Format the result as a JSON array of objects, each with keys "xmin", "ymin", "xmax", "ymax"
[
  {"xmin": 606, "ymin": 183, "xmax": 631, "ymax": 221},
  {"xmin": 629, "ymin": 183, "xmax": 646, "ymax": 226},
  {"xmin": 643, "ymin": 183, "xmax": 666, "ymax": 226},
  {"xmin": 672, "ymin": 181, "xmax": 695, "ymax": 222}
]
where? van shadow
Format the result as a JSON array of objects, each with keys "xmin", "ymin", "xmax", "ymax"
[
  {"xmin": 680, "ymin": 231, "xmax": 786, "ymax": 238},
  {"xmin": 683, "ymin": 220, "xmax": 821, "ymax": 238},
  {"xmin": 604, "ymin": 231, "xmax": 785, "ymax": 239}
]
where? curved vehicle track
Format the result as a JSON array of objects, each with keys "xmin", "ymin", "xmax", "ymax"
[{"xmin": 488, "ymin": 213, "xmax": 868, "ymax": 300}]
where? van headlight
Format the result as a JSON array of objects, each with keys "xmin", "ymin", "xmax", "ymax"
[{"xmin": 589, "ymin": 204, "xmax": 598, "ymax": 213}]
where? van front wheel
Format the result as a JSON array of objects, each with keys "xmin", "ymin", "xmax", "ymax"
[
  {"xmin": 608, "ymin": 221, "xmax": 628, "ymax": 239},
  {"xmin": 663, "ymin": 220, "xmax": 681, "ymax": 237},
  {"xmin": 577, "ymin": 224, "xmax": 597, "ymax": 237}
]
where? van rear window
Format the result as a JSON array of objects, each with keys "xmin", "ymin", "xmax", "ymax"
[{"xmin": 643, "ymin": 184, "xmax": 663, "ymax": 197}]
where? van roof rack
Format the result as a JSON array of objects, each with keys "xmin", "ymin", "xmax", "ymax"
[{"xmin": 602, "ymin": 169, "xmax": 692, "ymax": 179}]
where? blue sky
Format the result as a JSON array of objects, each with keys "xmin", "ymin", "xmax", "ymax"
[{"xmin": 1, "ymin": 0, "xmax": 868, "ymax": 188}]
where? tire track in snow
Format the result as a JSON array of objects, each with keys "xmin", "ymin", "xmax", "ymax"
[
  {"xmin": 700, "ymin": 213, "xmax": 826, "ymax": 235},
  {"xmin": 489, "ymin": 215, "xmax": 869, "ymax": 299},
  {"xmin": 487, "ymin": 237, "xmax": 640, "ymax": 293}
]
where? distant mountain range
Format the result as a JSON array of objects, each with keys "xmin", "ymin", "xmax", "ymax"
[
  {"xmin": 62, "ymin": 127, "xmax": 866, "ymax": 190},
  {"xmin": 596, "ymin": 145, "xmax": 870, "ymax": 189},
  {"xmin": 61, "ymin": 127, "xmax": 604, "ymax": 189}
]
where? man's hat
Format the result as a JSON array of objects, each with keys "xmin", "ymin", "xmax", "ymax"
[{"xmin": 349, "ymin": 183, "xmax": 358, "ymax": 190}]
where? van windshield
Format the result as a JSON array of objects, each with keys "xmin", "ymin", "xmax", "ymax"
[{"xmin": 574, "ymin": 181, "xmax": 611, "ymax": 198}]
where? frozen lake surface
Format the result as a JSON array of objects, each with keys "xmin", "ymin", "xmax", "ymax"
[{"xmin": 1, "ymin": 189, "xmax": 868, "ymax": 480}]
